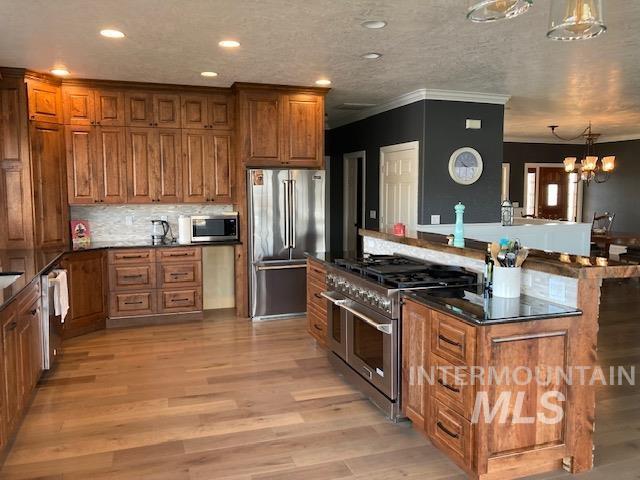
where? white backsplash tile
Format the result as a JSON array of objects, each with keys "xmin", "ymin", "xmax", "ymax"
[{"xmin": 70, "ymin": 204, "xmax": 234, "ymax": 243}]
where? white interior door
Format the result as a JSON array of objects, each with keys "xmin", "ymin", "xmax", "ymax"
[{"xmin": 379, "ymin": 141, "xmax": 419, "ymax": 232}]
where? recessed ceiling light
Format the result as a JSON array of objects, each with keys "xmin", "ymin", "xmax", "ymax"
[
  {"xmin": 362, "ymin": 52, "xmax": 382, "ymax": 59},
  {"xmin": 218, "ymin": 40, "xmax": 240, "ymax": 48},
  {"xmin": 361, "ymin": 20, "xmax": 387, "ymax": 29},
  {"xmin": 50, "ymin": 67, "xmax": 70, "ymax": 76},
  {"xmin": 200, "ymin": 71, "xmax": 218, "ymax": 77},
  {"xmin": 100, "ymin": 29, "xmax": 125, "ymax": 38},
  {"xmin": 315, "ymin": 79, "xmax": 331, "ymax": 86}
]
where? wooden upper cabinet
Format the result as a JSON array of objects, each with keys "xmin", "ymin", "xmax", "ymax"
[
  {"xmin": 125, "ymin": 91, "xmax": 154, "ymax": 127},
  {"xmin": 242, "ymin": 90, "xmax": 282, "ymax": 165},
  {"xmin": 153, "ymin": 93, "xmax": 181, "ymax": 128},
  {"xmin": 94, "ymin": 89, "xmax": 125, "ymax": 126},
  {"xmin": 65, "ymin": 125, "xmax": 97, "ymax": 204},
  {"xmin": 125, "ymin": 127, "xmax": 155, "ymax": 203},
  {"xmin": 182, "ymin": 129, "xmax": 209, "ymax": 203},
  {"xmin": 155, "ymin": 129, "xmax": 182, "ymax": 202},
  {"xmin": 26, "ymin": 79, "xmax": 62, "ymax": 123},
  {"xmin": 96, "ymin": 127, "xmax": 127, "ymax": 203},
  {"xmin": 30, "ymin": 122, "xmax": 68, "ymax": 248},
  {"xmin": 212, "ymin": 132, "xmax": 232, "ymax": 201},
  {"xmin": 181, "ymin": 93, "xmax": 232, "ymax": 130},
  {"xmin": 62, "ymin": 86, "xmax": 94, "ymax": 125},
  {"xmin": 283, "ymin": 93, "xmax": 323, "ymax": 167}
]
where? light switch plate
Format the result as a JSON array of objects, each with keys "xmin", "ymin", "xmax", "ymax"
[
  {"xmin": 466, "ymin": 119, "xmax": 482, "ymax": 129},
  {"xmin": 370, "ymin": 210, "xmax": 377, "ymax": 219},
  {"xmin": 548, "ymin": 277, "xmax": 566, "ymax": 303},
  {"xmin": 125, "ymin": 215, "xmax": 134, "ymax": 226},
  {"xmin": 431, "ymin": 215, "xmax": 441, "ymax": 225}
]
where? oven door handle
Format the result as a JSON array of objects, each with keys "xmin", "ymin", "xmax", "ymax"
[
  {"xmin": 341, "ymin": 302, "xmax": 393, "ymax": 335},
  {"xmin": 320, "ymin": 291, "xmax": 346, "ymax": 304}
]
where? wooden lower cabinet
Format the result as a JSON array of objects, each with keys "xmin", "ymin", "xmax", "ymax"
[
  {"xmin": 108, "ymin": 247, "xmax": 203, "ymax": 320},
  {"xmin": 306, "ymin": 257, "xmax": 327, "ymax": 346},
  {"xmin": 61, "ymin": 250, "xmax": 108, "ymax": 339},
  {"xmin": 401, "ymin": 298, "xmax": 590, "ymax": 479},
  {"xmin": 0, "ymin": 281, "xmax": 43, "ymax": 453}
]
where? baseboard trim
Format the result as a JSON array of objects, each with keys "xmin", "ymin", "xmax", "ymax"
[{"xmin": 106, "ymin": 311, "xmax": 204, "ymax": 328}]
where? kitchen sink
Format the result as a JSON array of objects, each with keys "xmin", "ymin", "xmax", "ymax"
[{"xmin": 0, "ymin": 272, "xmax": 23, "ymax": 289}]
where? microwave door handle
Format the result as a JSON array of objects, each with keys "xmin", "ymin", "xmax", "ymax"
[
  {"xmin": 282, "ymin": 180, "xmax": 290, "ymax": 248},
  {"xmin": 290, "ymin": 179, "xmax": 296, "ymax": 249}
]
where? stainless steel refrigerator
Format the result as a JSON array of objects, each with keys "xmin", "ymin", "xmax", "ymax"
[{"xmin": 248, "ymin": 169, "xmax": 325, "ymax": 320}]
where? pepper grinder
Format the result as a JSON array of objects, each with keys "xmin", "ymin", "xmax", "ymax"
[{"xmin": 453, "ymin": 202, "xmax": 465, "ymax": 248}]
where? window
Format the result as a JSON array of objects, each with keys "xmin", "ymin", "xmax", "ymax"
[
  {"xmin": 525, "ymin": 171, "xmax": 536, "ymax": 215},
  {"xmin": 547, "ymin": 184, "xmax": 559, "ymax": 207}
]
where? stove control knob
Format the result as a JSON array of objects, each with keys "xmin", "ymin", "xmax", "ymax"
[{"xmin": 381, "ymin": 299, "xmax": 391, "ymax": 311}]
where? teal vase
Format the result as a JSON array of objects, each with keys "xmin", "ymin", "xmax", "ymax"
[{"xmin": 454, "ymin": 202, "xmax": 465, "ymax": 248}]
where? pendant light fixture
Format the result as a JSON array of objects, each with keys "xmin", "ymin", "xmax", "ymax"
[
  {"xmin": 547, "ymin": 0, "xmax": 606, "ymax": 40},
  {"xmin": 466, "ymin": 0, "xmax": 533, "ymax": 22}
]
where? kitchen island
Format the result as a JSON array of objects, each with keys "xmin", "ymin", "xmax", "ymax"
[{"xmin": 359, "ymin": 227, "xmax": 640, "ymax": 479}]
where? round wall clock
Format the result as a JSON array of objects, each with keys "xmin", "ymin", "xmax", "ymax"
[{"xmin": 448, "ymin": 147, "xmax": 483, "ymax": 185}]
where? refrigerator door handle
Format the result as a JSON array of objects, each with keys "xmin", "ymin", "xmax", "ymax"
[
  {"xmin": 282, "ymin": 180, "xmax": 290, "ymax": 248},
  {"xmin": 290, "ymin": 179, "xmax": 296, "ymax": 249}
]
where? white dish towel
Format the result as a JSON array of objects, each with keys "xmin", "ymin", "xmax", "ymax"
[{"xmin": 52, "ymin": 269, "xmax": 69, "ymax": 322}]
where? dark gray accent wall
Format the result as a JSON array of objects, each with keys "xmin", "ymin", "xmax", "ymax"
[
  {"xmin": 423, "ymin": 100, "xmax": 504, "ymax": 224},
  {"xmin": 504, "ymin": 140, "xmax": 640, "ymax": 232}
]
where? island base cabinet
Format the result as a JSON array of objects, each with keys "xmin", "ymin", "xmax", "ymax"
[{"xmin": 401, "ymin": 298, "xmax": 593, "ymax": 480}]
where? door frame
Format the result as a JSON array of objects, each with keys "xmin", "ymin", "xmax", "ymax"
[
  {"xmin": 379, "ymin": 141, "xmax": 420, "ymax": 231},
  {"xmin": 523, "ymin": 162, "xmax": 584, "ymax": 221},
  {"xmin": 342, "ymin": 150, "xmax": 366, "ymax": 250}
]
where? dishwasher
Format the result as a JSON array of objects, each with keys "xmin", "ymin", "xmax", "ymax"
[{"xmin": 40, "ymin": 270, "xmax": 66, "ymax": 370}]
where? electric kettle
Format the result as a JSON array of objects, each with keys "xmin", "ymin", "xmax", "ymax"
[{"xmin": 151, "ymin": 219, "xmax": 171, "ymax": 245}]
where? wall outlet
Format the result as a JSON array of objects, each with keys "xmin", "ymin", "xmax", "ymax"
[
  {"xmin": 548, "ymin": 277, "xmax": 566, "ymax": 303},
  {"xmin": 431, "ymin": 215, "xmax": 441, "ymax": 225},
  {"xmin": 369, "ymin": 210, "xmax": 377, "ymax": 219},
  {"xmin": 125, "ymin": 215, "xmax": 134, "ymax": 226}
]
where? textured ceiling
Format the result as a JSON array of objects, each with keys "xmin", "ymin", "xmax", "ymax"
[{"xmin": 1, "ymin": 0, "xmax": 639, "ymax": 140}]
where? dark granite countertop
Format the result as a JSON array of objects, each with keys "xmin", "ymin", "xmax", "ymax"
[
  {"xmin": 1, "ymin": 240, "xmax": 240, "ymax": 312},
  {"xmin": 403, "ymin": 287, "xmax": 582, "ymax": 326},
  {"xmin": 304, "ymin": 251, "xmax": 358, "ymax": 266}
]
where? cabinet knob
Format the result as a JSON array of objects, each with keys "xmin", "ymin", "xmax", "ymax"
[
  {"xmin": 30, "ymin": 309, "xmax": 37, "ymax": 316},
  {"xmin": 149, "ymin": 123, "xmax": 154, "ymax": 126}
]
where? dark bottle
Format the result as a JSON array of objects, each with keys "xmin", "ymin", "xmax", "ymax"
[{"xmin": 484, "ymin": 244, "xmax": 494, "ymax": 293}]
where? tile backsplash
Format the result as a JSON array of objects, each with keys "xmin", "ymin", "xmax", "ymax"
[{"xmin": 70, "ymin": 204, "xmax": 234, "ymax": 243}]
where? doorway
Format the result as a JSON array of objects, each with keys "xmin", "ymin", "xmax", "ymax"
[
  {"xmin": 343, "ymin": 151, "xmax": 366, "ymax": 254},
  {"xmin": 523, "ymin": 163, "xmax": 582, "ymax": 221},
  {"xmin": 379, "ymin": 141, "xmax": 420, "ymax": 232}
]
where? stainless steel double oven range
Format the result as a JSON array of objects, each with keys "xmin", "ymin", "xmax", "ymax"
[{"xmin": 321, "ymin": 255, "xmax": 481, "ymax": 421}]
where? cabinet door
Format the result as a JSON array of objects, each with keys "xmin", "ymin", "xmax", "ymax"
[
  {"xmin": 17, "ymin": 310, "xmax": 33, "ymax": 406},
  {"xmin": 211, "ymin": 132, "xmax": 232, "ymax": 202},
  {"xmin": 241, "ymin": 91, "xmax": 282, "ymax": 165},
  {"xmin": 181, "ymin": 95, "xmax": 208, "ymax": 129},
  {"xmin": 153, "ymin": 93, "xmax": 181, "ymax": 128},
  {"xmin": 125, "ymin": 91, "xmax": 154, "ymax": 127},
  {"xmin": 26, "ymin": 79, "xmax": 62, "ymax": 123},
  {"xmin": 283, "ymin": 93, "xmax": 323, "ymax": 167},
  {"xmin": 30, "ymin": 122, "xmax": 69, "ymax": 248},
  {"xmin": 94, "ymin": 89, "xmax": 125, "ymax": 126},
  {"xmin": 182, "ymin": 130, "xmax": 209, "ymax": 203},
  {"xmin": 401, "ymin": 299, "xmax": 430, "ymax": 428},
  {"xmin": 208, "ymin": 93, "xmax": 233, "ymax": 130},
  {"xmin": 155, "ymin": 129, "xmax": 183, "ymax": 203},
  {"xmin": 125, "ymin": 127, "xmax": 155, "ymax": 203},
  {"xmin": 2, "ymin": 308, "xmax": 20, "ymax": 434},
  {"xmin": 61, "ymin": 250, "xmax": 108, "ymax": 339},
  {"xmin": 27, "ymin": 299, "xmax": 42, "ymax": 391},
  {"xmin": 65, "ymin": 125, "xmax": 98, "ymax": 204},
  {"xmin": 62, "ymin": 86, "xmax": 95, "ymax": 125},
  {"xmin": 96, "ymin": 126, "xmax": 127, "ymax": 203}
]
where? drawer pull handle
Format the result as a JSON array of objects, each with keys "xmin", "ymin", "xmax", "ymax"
[
  {"xmin": 313, "ymin": 324, "xmax": 323, "ymax": 331},
  {"xmin": 312, "ymin": 268, "xmax": 324, "ymax": 275},
  {"xmin": 438, "ymin": 334, "xmax": 462, "ymax": 348},
  {"xmin": 123, "ymin": 274, "xmax": 144, "ymax": 279},
  {"xmin": 171, "ymin": 298, "xmax": 190, "ymax": 302},
  {"xmin": 121, "ymin": 255, "xmax": 145, "ymax": 259},
  {"xmin": 436, "ymin": 421, "xmax": 460, "ymax": 439},
  {"xmin": 313, "ymin": 293, "xmax": 323, "ymax": 299},
  {"xmin": 437, "ymin": 378, "xmax": 461, "ymax": 393},
  {"xmin": 168, "ymin": 253, "xmax": 191, "ymax": 257},
  {"xmin": 171, "ymin": 273, "xmax": 190, "ymax": 277},
  {"xmin": 124, "ymin": 301, "xmax": 144, "ymax": 305},
  {"xmin": 30, "ymin": 309, "xmax": 38, "ymax": 316}
]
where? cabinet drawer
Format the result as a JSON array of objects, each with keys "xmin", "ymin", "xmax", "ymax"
[
  {"xmin": 17, "ymin": 280, "xmax": 41, "ymax": 310},
  {"xmin": 307, "ymin": 309, "xmax": 327, "ymax": 344},
  {"xmin": 157, "ymin": 247, "xmax": 201, "ymax": 262},
  {"xmin": 430, "ymin": 353, "xmax": 475, "ymax": 419},
  {"xmin": 109, "ymin": 249, "xmax": 155, "ymax": 265},
  {"xmin": 109, "ymin": 264, "xmax": 156, "ymax": 291},
  {"xmin": 158, "ymin": 262, "xmax": 202, "ymax": 287},
  {"xmin": 307, "ymin": 281, "xmax": 327, "ymax": 313},
  {"xmin": 431, "ymin": 311, "xmax": 476, "ymax": 366},
  {"xmin": 307, "ymin": 260, "xmax": 326, "ymax": 283},
  {"xmin": 428, "ymin": 399, "xmax": 473, "ymax": 469},
  {"xmin": 110, "ymin": 291, "xmax": 156, "ymax": 317},
  {"xmin": 158, "ymin": 288, "xmax": 202, "ymax": 313}
]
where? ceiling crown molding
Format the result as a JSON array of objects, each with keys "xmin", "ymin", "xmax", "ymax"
[{"xmin": 329, "ymin": 88, "xmax": 510, "ymax": 129}]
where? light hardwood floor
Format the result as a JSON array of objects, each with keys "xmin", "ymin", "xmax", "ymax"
[{"xmin": 1, "ymin": 280, "xmax": 639, "ymax": 480}]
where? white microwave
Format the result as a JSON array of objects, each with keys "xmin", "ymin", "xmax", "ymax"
[{"xmin": 190, "ymin": 213, "xmax": 239, "ymax": 242}]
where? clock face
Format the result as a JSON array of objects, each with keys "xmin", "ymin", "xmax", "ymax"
[{"xmin": 449, "ymin": 147, "xmax": 483, "ymax": 185}]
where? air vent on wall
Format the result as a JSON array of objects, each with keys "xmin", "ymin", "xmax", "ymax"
[{"xmin": 335, "ymin": 102, "xmax": 377, "ymax": 111}]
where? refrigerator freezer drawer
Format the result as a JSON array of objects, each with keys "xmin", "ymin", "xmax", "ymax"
[{"xmin": 251, "ymin": 262, "xmax": 307, "ymax": 320}]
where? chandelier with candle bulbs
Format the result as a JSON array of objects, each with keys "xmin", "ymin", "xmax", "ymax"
[
  {"xmin": 466, "ymin": 0, "xmax": 607, "ymax": 41},
  {"xmin": 547, "ymin": 123, "xmax": 615, "ymax": 185}
]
